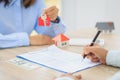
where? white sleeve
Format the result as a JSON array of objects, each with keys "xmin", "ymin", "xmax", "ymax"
[
  {"xmin": 108, "ymin": 72, "xmax": 120, "ymax": 80},
  {"xmin": 106, "ymin": 50, "xmax": 120, "ymax": 67}
]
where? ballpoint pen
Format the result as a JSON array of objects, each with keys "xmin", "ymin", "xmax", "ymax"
[{"xmin": 81, "ymin": 30, "xmax": 102, "ymax": 63}]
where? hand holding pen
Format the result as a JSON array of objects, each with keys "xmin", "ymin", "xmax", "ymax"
[
  {"xmin": 82, "ymin": 44, "xmax": 108, "ymax": 64},
  {"xmin": 81, "ymin": 31, "xmax": 102, "ymax": 63},
  {"xmin": 83, "ymin": 31, "xmax": 101, "ymax": 57}
]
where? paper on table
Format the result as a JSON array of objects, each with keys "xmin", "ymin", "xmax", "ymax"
[
  {"xmin": 7, "ymin": 58, "xmax": 40, "ymax": 70},
  {"xmin": 17, "ymin": 45, "xmax": 100, "ymax": 73},
  {"xmin": 69, "ymin": 38, "xmax": 104, "ymax": 46}
]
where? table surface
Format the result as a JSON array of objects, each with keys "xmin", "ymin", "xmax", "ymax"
[{"xmin": 0, "ymin": 28, "xmax": 120, "ymax": 80}]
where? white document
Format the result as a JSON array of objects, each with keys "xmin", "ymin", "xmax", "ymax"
[
  {"xmin": 7, "ymin": 58, "xmax": 40, "ymax": 70},
  {"xmin": 69, "ymin": 38, "xmax": 104, "ymax": 46},
  {"xmin": 17, "ymin": 45, "xmax": 100, "ymax": 73}
]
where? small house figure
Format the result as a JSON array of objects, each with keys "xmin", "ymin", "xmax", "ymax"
[
  {"xmin": 95, "ymin": 22, "xmax": 115, "ymax": 33},
  {"xmin": 52, "ymin": 34, "xmax": 69, "ymax": 47}
]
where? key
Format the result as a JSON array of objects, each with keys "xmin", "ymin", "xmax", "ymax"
[
  {"xmin": 38, "ymin": 9, "xmax": 50, "ymax": 27},
  {"xmin": 41, "ymin": 14, "xmax": 47, "ymax": 26}
]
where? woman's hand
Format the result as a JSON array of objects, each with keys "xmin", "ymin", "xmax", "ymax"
[
  {"xmin": 82, "ymin": 44, "xmax": 108, "ymax": 64},
  {"xmin": 30, "ymin": 34, "xmax": 54, "ymax": 46},
  {"xmin": 54, "ymin": 74, "xmax": 81, "ymax": 80},
  {"xmin": 45, "ymin": 6, "xmax": 59, "ymax": 22}
]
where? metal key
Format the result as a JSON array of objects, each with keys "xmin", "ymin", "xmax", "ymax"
[{"xmin": 41, "ymin": 12, "xmax": 47, "ymax": 26}]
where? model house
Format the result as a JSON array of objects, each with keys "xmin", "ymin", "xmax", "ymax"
[{"xmin": 52, "ymin": 34, "xmax": 69, "ymax": 47}]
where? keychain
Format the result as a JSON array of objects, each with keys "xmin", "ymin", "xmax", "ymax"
[{"xmin": 38, "ymin": 9, "xmax": 50, "ymax": 27}]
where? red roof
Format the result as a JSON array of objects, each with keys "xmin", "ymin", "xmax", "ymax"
[{"xmin": 52, "ymin": 34, "xmax": 69, "ymax": 42}]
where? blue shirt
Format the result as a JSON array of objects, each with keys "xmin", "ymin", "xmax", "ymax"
[{"xmin": 0, "ymin": 0, "xmax": 66, "ymax": 48}]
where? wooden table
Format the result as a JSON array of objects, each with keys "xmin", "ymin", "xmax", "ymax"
[{"xmin": 0, "ymin": 28, "xmax": 120, "ymax": 80}]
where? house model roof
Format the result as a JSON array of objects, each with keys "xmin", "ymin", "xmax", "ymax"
[
  {"xmin": 95, "ymin": 22, "xmax": 115, "ymax": 30},
  {"xmin": 52, "ymin": 34, "xmax": 69, "ymax": 42}
]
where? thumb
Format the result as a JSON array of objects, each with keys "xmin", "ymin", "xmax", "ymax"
[{"xmin": 85, "ymin": 47, "xmax": 98, "ymax": 56}]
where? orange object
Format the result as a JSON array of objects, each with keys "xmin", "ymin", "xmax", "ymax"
[
  {"xmin": 52, "ymin": 34, "xmax": 69, "ymax": 47},
  {"xmin": 38, "ymin": 15, "xmax": 50, "ymax": 26}
]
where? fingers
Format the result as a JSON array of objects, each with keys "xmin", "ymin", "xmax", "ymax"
[
  {"xmin": 87, "ymin": 53, "xmax": 99, "ymax": 62},
  {"xmin": 61, "ymin": 73, "xmax": 73, "ymax": 77},
  {"xmin": 43, "ymin": 35, "xmax": 54, "ymax": 45},
  {"xmin": 45, "ymin": 6, "xmax": 59, "ymax": 21},
  {"xmin": 45, "ymin": 6, "xmax": 57, "ymax": 12},
  {"xmin": 60, "ymin": 73, "xmax": 81, "ymax": 80},
  {"xmin": 84, "ymin": 47, "xmax": 98, "ymax": 55},
  {"xmin": 46, "ymin": 7, "xmax": 58, "ymax": 16},
  {"xmin": 74, "ymin": 74, "xmax": 82, "ymax": 79},
  {"xmin": 83, "ymin": 45, "xmax": 108, "ymax": 64},
  {"xmin": 82, "ymin": 45, "xmax": 101, "ymax": 62},
  {"xmin": 91, "ymin": 57, "xmax": 100, "ymax": 62}
]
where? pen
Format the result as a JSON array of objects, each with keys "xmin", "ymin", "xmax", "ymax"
[{"xmin": 81, "ymin": 30, "xmax": 101, "ymax": 62}]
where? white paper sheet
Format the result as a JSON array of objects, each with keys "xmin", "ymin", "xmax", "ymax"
[
  {"xmin": 7, "ymin": 58, "xmax": 40, "ymax": 70},
  {"xmin": 69, "ymin": 38, "xmax": 104, "ymax": 46},
  {"xmin": 17, "ymin": 45, "xmax": 100, "ymax": 73}
]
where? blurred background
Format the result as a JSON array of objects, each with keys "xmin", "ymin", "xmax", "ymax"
[{"xmin": 45, "ymin": 0, "xmax": 120, "ymax": 33}]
